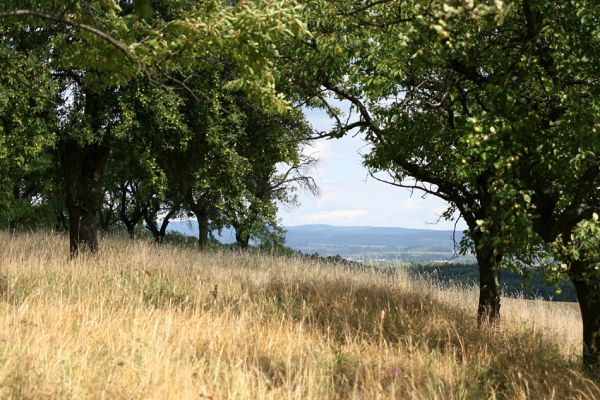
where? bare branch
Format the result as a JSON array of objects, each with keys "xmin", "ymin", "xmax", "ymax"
[
  {"xmin": 306, "ymin": 130, "xmax": 336, "ymax": 140},
  {"xmin": 322, "ymin": 80, "xmax": 385, "ymax": 142},
  {"xmin": 369, "ymin": 170, "xmax": 452, "ymax": 202}
]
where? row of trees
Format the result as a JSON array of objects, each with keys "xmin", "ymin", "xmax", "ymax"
[
  {"xmin": 1, "ymin": 0, "xmax": 599, "ymax": 368},
  {"xmin": 0, "ymin": 1, "xmax": 317, "ymax": 253}
]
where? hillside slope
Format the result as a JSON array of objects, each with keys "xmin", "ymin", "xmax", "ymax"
[{"xmin": 0, "ymin": 232, "xmax": 596, "ymax": 399}]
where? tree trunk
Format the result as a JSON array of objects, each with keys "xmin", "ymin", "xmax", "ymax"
[
  {"xmin": 570, "ymin": 261, "xmax": 600, "ymax": 369},
  {"xmin": 120, "ymin": 212, "xmax": 142, "ymax": 240},
  {"xmin": 233, "ymin": 222, "xmax": 250, "ymax": 250},
  {"xmin": 157, "ymin": 218, "xmax": 171, "ymax": 243},
  {"xmin": 60, "ymin": 140, "xmax": 109, "ymax": 257},
  {"xmin": 474, "ymin": 238, "xmax": 502, "ymax": 325},
  {"xmin": 143, "ymin": 207, "xmax": 174, "ymax": 244},
  {"xmin": 198, "ymin": 212, "xmax": 209, "ymax": 250},
  {"xmin": 143, "ymin": 209, "xmax": 161, "ymax": 243},
  {"xmin": 125, "ymin": 223, "xmax": 136, "ymax": 239},
  {"xmin": 237, "ymin": 234, "xmax": 250, "ymax": 250},
  {"xmin": 236, "ymin": 231, "xmax": 250, "ymax": 250},
  {"xmin": 187, "ymin": 192, "xmax": 210, "ymax": 250}
]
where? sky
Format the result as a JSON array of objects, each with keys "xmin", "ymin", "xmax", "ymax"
[{"xmin": 278, "ymin": 106, "xmax": 467, "ymax": 231}]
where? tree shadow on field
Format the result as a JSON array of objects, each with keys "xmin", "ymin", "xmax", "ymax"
[
  {"xmin": 245, "ymin": 275, "xmax": 474, "ymax": 345},
  {"xmin": 242, "ymin": 275, "xmax": 598, "ymax": 399}
]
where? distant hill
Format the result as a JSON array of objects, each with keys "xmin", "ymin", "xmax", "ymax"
[{"xmin": 166, "ymin": 221, "xmax": 470, "ymax": 263}]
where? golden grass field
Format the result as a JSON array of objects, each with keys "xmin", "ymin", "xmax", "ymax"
[{"xmin": 0, "ymin": 231, "xmax": 597, "ymax": 399}]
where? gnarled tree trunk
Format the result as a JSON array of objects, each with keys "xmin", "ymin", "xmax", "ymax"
[
  {"xmin": 472, "ymin": 233, "xmax": 502, "ymax": 325},
  {"xmin": 142, "ymin": 201, "xmax": 173, "ymax": 244},
  {"xmin": 233, "ymin": 222, "xmax": 250, "ymax": 250},
  {"xmin": 477, "ymin": 244, "xmax": 502, "ymax": 325},
  {"xmin": 60, "ymin": 139, "xmax": 109, "ymax": 257},
  {"xmin": 197, "ymin": 212, "xmax": 209, "ymax": 250},
  {"xmin": 236, "ymin": 232, "xmax": 250, "ymax": 250},
  {"xmin": 186, "ymin": 190, "xmax": 210, "ymax": 250},
  {"xmin": 116, "ymin": 183, "xmax": 145, "ymax": 240}
]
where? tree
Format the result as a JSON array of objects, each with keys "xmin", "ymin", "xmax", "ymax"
[
  {"xmin": 230, "ymin": 102, "xmax": 318, "ymax": 249},
  {"xmin": 96, "ymin": 77, "xmax": 189, "ymax": 240},
  {"xmin": 172, "ymin": 75, "xmax": 248, "ymax": 249},
  {"xmin": 405, "ymin": 0, "xmax": 600, "ymax": 369},
  {"xmin": 288, "ymin": 0, "xmax": 517, "ymax": 323},
  {"xmin": 313, "ymin": 0, "xmax": 600, "ymax": 366}
]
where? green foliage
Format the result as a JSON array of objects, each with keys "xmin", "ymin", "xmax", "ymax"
[
  {"xmin": 0, "ymin": 0, "xmax": 318, "ymax": 249},
  {"xmin": 546, "ymin": 213, "xmax": 600, "ymax": 286},
  {"xmin": 132, "ymin": 0, "xmax": 153, "ymax": 19},
  {"xmin": 300, "ymin": 0, "xmax": 599, "ymax": 275},
  {"xmin": 0, "ymin": 40, "xmax": 59, "ymax": 228},
  {"xmin": 229, "ymin": 102, "xmax": 317, "ymax": 248}
]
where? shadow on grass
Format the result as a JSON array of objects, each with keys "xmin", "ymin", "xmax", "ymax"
[{"xmin": 241, "ymin": 275, "xmax": 598, "ymax": 399}]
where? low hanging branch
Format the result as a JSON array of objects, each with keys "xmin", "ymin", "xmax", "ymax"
[{"xmin": 0, "ymin": 9, "xmax": 140, "ymax": 65}]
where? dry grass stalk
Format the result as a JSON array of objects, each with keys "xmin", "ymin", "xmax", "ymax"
[{"xmin": 0, "ymin": 231, "xmax": 596, "ymax": 399}]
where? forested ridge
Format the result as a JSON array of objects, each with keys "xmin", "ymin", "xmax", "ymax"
[{"xmin": 2, "ymin": 0, "xmax": 600, "ymax": 374}]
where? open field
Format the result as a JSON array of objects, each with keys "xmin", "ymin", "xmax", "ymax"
[{"xmin": 0, "ymin": 232, "xmax": 597, "ymax": 399}]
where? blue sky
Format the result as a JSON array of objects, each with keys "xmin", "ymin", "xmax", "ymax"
[{"xmin": 278, "ymin": 107, "xmax": 467, "ymax": 231}]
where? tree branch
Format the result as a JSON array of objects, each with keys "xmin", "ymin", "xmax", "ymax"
[
  {"xmin": 369, "ymin": 170, "xmax": 452, "ymax": 202},
  {"xmin": 0, "ymin": 9, "xmax": 141, "ymax": 66},
  {"xmin": 340, "ymin": 0, "xmax": 395, "ymax": 16},
  {"xmin": 322, "ymin": 80, "xmax": 385, "ymax": 140}
]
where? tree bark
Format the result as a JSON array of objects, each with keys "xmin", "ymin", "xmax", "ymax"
[
  {"xmin": 117, "ymin": 183, "xmax": 144, "ymax": 240},
  {"xmin": 235, "ymin": 230, "xmax": 250, "ymax": 250},
  {"xmin": 186, "ymin": 190, "xmax": 210, "ymax": 250},
  {"xmin": 198, "ymin": 212, "xmax": 209, "ymax": 249},
  {"xmin": 120, "ymin": 208, "xmax": 141, "ymax": 240},
  {"xmin": 125, "ymin": 222, "xmax": 136, "ymax": 239},
  {"xmin": 60, "ymin": 140, "xmax": 109, "ymax": 257},
  {"xmin": 143, "ymin": 206, "xmax": 161, "ymax": 243},
  {"xmin": 232, "ymin": 221, "xmax": 250, "ymax": 250},
  {"xmin": 474, "ymin": 237, "xmax": 502, "ymax": 325},
  {"xmin": 157, "ymin": 217, "xmax": 171, "ymax": 243},
  {"xmin": 570, "ymin": 261, "xmax": 600, "ymax": 369}
]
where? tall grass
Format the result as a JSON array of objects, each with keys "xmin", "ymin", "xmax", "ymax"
[{"xmin": 0, "ymin": 231, "xmax": 596, "ymax": 399}]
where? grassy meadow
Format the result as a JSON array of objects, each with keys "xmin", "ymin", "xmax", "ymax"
[{"xmin": 0, "ymin": 231, "xmax": 597, "ymax": 399}]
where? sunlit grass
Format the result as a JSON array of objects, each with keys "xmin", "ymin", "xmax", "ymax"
[{"xmin": 0, "ymin": 231, "xmax": 596, "ymax": 399}]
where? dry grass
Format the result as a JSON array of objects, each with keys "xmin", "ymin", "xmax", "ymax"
[{"xmin": 0, "ymin": 231, "xmax": 597, "ymax": 399}]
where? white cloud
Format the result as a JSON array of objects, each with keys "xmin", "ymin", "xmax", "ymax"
[
  {"xmin": 305, "ymin": 209, "xmax": 369, "ymax": 223},
  {"xmin": 279, "ymin": 107, "xmax": 468, "ymax": 230}
]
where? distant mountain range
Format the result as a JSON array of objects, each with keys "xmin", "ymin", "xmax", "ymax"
[{"xmin": 167, "ymin": 221, "xmax": 470, "ymax": 263}]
